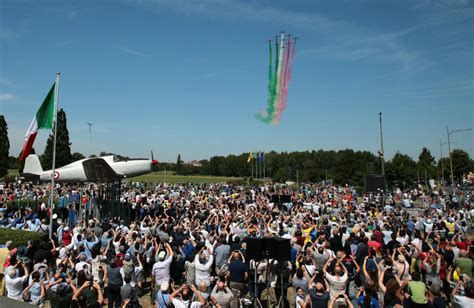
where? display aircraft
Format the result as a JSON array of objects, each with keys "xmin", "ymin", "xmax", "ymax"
[{"xmin": 22, "ymin": 153, "xmax": 158, "ymax": 183}]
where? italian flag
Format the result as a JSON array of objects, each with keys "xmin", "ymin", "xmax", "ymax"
[{"xmin": 20, "ymin": 82, "xmax": 56, "ymax": 160}]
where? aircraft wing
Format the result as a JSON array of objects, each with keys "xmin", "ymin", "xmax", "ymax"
[{"xmin": 82, "ymin": 158, "xmax": 123, "ymax": 182}]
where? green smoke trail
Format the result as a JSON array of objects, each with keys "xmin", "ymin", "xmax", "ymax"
[{"xmin": 256, "ymin": 39, "xmax": 279, "ymax": 124}]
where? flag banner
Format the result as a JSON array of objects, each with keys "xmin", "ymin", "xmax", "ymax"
[
  {"xmin": 247, "ymin": 152, "xmax": 254, "ymax": 163},
  {"xmin": 20, "ymin": 82, "xmax": 56, "ymax": 160}
]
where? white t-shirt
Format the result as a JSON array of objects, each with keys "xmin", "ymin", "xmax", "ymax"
[
  {"xmin": 296, "ymin": 295, "xmax": 306, "ymax": 308},
  {"xmin": 172, "ymin": 298, "xmax": 202, "ymax": 308},
  {"xmin": 5, "ymin": 274, "xmax": 28, "ymax": 300},
  {"xmin": 454, "ymin": 294, "xmax": 474, "ymax": 308}
]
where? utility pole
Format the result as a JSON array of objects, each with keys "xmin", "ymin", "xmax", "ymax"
[
  {"xmin": 379, "ymin": 112, "xmax": 385, "ymax": 206},
  {"xmin": 440, "ymin": 140, "xmax": 444, "ymax": 185},
  {"xmin": 379, "ymin": 112, "xmax": 385, "ymax": 176},
  {"xmin": 440, "ymin": 140, "xmax": 458, "ymax": 187},
  {"xmin": 447, "ymin": 127, "xmax": 472, "ymax": 187},
  {"xmin": 87, "ymin": 122, "xmax": 93, "ymax": 157}
]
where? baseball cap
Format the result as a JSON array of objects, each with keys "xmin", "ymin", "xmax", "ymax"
[
  {"xmin": 161, "ymin": 282, "xmax": 169, "ymax": 292},
  {"xmin": 158, "ymin": 251, "xmax": 166, "ymax": 261}
]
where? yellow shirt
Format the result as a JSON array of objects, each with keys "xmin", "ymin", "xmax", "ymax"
[
  {"xmin": 0, "ymin": 248, "xmax": 9, "ymax": 273},
  {"xmin": 444, "ymin": 221, "xmax": 455, "ymax": 234}
]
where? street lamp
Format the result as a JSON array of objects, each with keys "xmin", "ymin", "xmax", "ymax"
[
  {"xmin": 379, "ymin": 112, "xmax": 385, "ymax": 176},
  {"xmin": 447, "ymin": 127, "xmax": 472, "ymax": 187},
  {"xmin": 87, "ymin": 122, "xmax": 93, "ymax": 157},
  {"xmin": 440, "ymin": 140, "xmax": 458, "ymax": 185}
]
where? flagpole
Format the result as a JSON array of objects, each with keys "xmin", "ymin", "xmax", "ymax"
[
  {"xmin": 251, "ymin": 153, "xmax": 253, "ymax": 179},
  {"xmin": 263, "ymin": 152, "xmax": 266, "ymax": 179},
  {"xmin": 255, "ymin": 151, "xmax": 258, "ymax": 179},
  {"xmin": 49, "ymin": 72, "xmax": 60, "ymax": 240}
]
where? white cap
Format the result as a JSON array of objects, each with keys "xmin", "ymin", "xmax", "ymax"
[
  {"xmin": 161, "ymin": 282, "xmax": 169, "ymax": 292},
  {"xmin": 52, "ymin": 214, "xmax": 58, "ymax": 219},
  {"xmin": 158, "ymin": 251, "xmax": 166, "ymax": 261}
]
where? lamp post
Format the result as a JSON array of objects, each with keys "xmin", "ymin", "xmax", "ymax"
[
  {"xmin": 379, "ymin": 113, "xmax": 385, "ymax": 176},
  {"xmin": 440, "ymin": 140, "xmax": 458, "ymax": 186},
  {"xmin": 446, "ymin": 127, "xmax": 472, "ymax": 187},
  {"xmin": 87, "ymin": 122, "xmax": 93, "ymax": 157}
]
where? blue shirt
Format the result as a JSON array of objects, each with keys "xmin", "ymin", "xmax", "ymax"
[
  {"xmin": 182, "ymin": 243, "xmax": 195, "ymax": 259},
  {"xmin": 357, "ymin": 295, "xmax": 379, "ymax": 308},
  {"xmin": 156, "ymin": 290, "xmax": 171, "ymax": 308}
]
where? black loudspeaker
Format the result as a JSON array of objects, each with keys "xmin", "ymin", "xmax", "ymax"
[
  {"xmin": 281, "ymin": 195, "xmax": 291, "ymax": 203},
  {"xmin": 271, "ymin": 194, "xmax": 292, "ymax": 204},
  {"xmin": 246, "ymin": 237, "xmax": 266, "ymax": 261},
  {"xmin": 271, "ymin": 195, "xmax": 280, "ymax": 204},
  {"xmin": 272, "ymin": 237, "xmax": 291, "ymax": 261},
  {"xmin": 364, "ymin": 174, "xmax": 386, "ymax": 193},
  {"xmin": 246, "ymin": 237, "xmax": 291, "ymax": 262}
]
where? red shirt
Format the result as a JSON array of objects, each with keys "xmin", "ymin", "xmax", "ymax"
[
  {"xmin": 373, "ymin": 230, "xmax": 384, "ymax": 246},
  {"xmin": 62, "ymin": 231, "xmax": 72, "ymax": 245},
  {"xmin": 368, "ymin": 241, "xmax": 382, "ymax": 254}
]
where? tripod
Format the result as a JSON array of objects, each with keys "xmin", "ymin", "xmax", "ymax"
[
  {"xmin": 276, "ymin": 270, "xmax": 288, "ymax": 308},
  {"xmin": 251, "ymin": 259, "xmax": 263, "ymax": 308}
]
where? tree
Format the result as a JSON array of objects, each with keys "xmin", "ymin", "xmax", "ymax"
[
  {"xmin": 8, "ymin": 156, "xmax": 19, "ymax": 170},
  {"xmin": 0, "ymin": 115, "xmax": 9, "ymax": 177},
  {"xmin": 417, "ymin": 147, "xmax": 436, "ymax": 183},
  {"xmin": 437, "ymin": 157, "xmax": 450, "ymax": 184},
  {"xmin": 71, "ymin": 152, "xmax": 86, "ymax": 161},
  {"xmin": 450, "ymin": 149, "xmax": 472, "ymax": 183},
  {"xmin": 42, "ymin": 109, "xmax": 72, "ymax": 168},
  {"xmin": 176, "ymin": 154, "xmax": 183, "ymax": 175},
  {"xmin": 385, "ymin": 152, "xmax": 417, "ymax": 189}
]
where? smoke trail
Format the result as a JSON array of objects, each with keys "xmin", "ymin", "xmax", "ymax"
[
  {"xmin": 274, "ymin": 37, "xmax": 297, "ymax": 124},
  {"xmin": 273, "ymin": 36, "xmax": 292, "ymax": 124},
  {"xmin": 272, "ymin": 32, "xmax": 285, "ymax": 124},
  {"xmin": 256, "ymin": 33, "xmax": 297, "ymax": 125},
  {"xmin": 256, "ymin": 41, "xmax": 275, "ymax": 123}
]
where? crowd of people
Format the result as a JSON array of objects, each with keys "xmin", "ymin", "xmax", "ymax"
[{"xmin": 0, "ymin": 180, "xmax": 473, "ymax": 308}]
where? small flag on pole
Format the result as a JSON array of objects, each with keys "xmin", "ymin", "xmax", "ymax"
[
  {"xmin": 246, "ymin": 152, "xmax": 254, "ymax": 163},
  {"xmin": 20, "ymin": 82, "xmax": 56, "ymax": 160}
]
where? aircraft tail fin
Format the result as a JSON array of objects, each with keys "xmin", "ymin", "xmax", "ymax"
[{"xmin": 23, "ymin": 154, "xmax": 43, "ymax": 175}]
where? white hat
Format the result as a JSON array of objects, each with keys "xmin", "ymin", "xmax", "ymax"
[
  {"xmin": 158, "ymin": 251, "xmax": 166, "ymax": 261},
  {"xmin": 160, "ymin": 282, "xmax": 169, "ymax": 292},
  {"xmin": 52, "ymin": 214, "xmax": 58, "ymax": 219}
]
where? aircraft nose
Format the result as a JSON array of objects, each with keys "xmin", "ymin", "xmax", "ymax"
[{"xmin": 151, "ymin": 159, "xmax": 158, "ymax": 166}]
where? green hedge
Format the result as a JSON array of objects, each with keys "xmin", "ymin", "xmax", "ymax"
[{"xmin": 0, "ymin": 228, "xmax": 46, "ymax": 247}]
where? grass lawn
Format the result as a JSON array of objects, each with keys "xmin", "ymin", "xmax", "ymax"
[
  {"xmin": 8, "ymin": 169, "xmax": 19, "ymax": 176},
  {"xmin": 127, "ymin": 172, "xmax": 245, "ymax": 184}
]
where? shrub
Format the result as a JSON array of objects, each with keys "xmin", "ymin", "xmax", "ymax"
[{"xmin": 0, "ymin": 228, "xmax": 46, "ymax": 247}]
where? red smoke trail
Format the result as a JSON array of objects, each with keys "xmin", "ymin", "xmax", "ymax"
[{"xmin": 274, "ymin": 35, "xmax": 293, "ymax": 123}]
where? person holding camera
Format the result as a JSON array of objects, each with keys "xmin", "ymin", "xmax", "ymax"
[
  {"xmin": 21, "ymin": 270, "xmax": 46, "ymax": 305},
  {"xmin": 70, "ymin": 280, "xmax": 104, "ymax": 308},
  {"xmin": 329, "ymin": 293, "xmax": 354, "ymax": 308},
  {"xmin": 170, "ymin": 284, "xmax": 206, "ymax": 308},
  {"xmin": 210, "ymin": 280, "xmax": 234, "ymax": 308},
  {"xmin": 226, "ymin": 250, "xmax": 248, "ymax": 295},
  {"xmin": 5, "ymin": 261, "xmax": 28, "ymax": 300},
  {"xmin": 323, "ymin": 256, "xmax": 349, "ymax": 300},
  {"xmin": 107, "ymin": 257, "xmax": 124, "ymax": 308}
]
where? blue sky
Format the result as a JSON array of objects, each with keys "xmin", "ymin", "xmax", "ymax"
[{"xmin": 1, "ymin": 0, "xmax": 473, "ymax": 162}]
